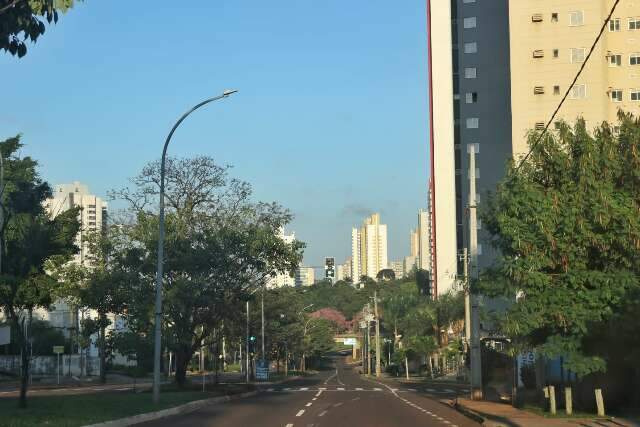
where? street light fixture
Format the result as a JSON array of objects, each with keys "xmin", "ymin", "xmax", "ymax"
[{"xmin": 152, "ymin": 90, "xmax": 237, "ymax": 404}]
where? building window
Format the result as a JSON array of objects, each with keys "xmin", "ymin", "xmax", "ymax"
[
  {"xmin": 609, "ymin": 54, "xmax": 622, "ymax": 66},
  {"xmin": 553, "ymin": 49, "xmax": 559, "ymax": 58},
  {"xmin": 463, "ymin": 17, "xmax": 477, "ymax": 29},
  {"xmin": 611, "ymin": 89, "xmax": 623, "ymax": 102},
  {"xmin": 466, "ymin": 118, "xmax": 479, "ymax": 129},
  {"xmin": 610, "ymin": 18, "xmax": 621, "ymax": 31},
  {"xmin": 465, "ymin": 92, "xmax": 478, "ymax": 103},
  {"xmin": 535, "ymin": 122, "xmax": 546, "ymax": 130},
  {"xmin": 570, "ymin": 48, "xmax": 586, "ymax": 63},
  {"xmin": 554, "ymin": 85, "xmax": 560, "ymax": 95},
  {"xmin": 631, "ymin": 90, "xmax": 640, "ymax": 101},
  {"xmin": 630, "ymin": 53, "xmax": 640, "ymax": 65},
  {"xmin": 569, "ymin": 11, "xmax": 584, "ymax": 26},
  {"xmin": 464, "ymin": 67, "xmax": 477, "ymax": 78},
  {"xmin": 551, "ymin": 13, "xmax": 559, "ymax": 23},
  {"xmin": 629, "ymin": 17, "xmax": 640, "ymax": 30},
  {"xmin": 569, "ymin": 84, "xmax": 587, "ymax": 99},
  {"xmin": 464, "ymin": 42, "xmax": 478, "ymax": 54}
]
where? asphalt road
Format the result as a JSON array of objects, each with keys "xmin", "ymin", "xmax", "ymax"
[{"xmin": 141, "ymin": 356, "xmax": 479, "ymax": 427}]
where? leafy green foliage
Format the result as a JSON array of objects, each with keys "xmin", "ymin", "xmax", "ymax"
[
  {"xmin": 0, "ymin": 135, "xmax": 80, "ymax": 407},
  {"xmin": 1, "ymin": 0, "xmax": 80, "ymax": 57},
  {"xmin": 108, "ymin": 156, "xmax": 304, "ymax": 385},
  {"xmin": 482, "ymin": 113, "xmax": 640, "ymax": 376}
]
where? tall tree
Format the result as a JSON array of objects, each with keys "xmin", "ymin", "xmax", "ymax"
[
  {"xmin": 483, "ymin": 114, "xmax": 640, "ymax": 376},
  {"xmin": 111, "ymin": 156, "xmax": 304, "ymax": 386},
  {"xmin": 0, "ymin": 135, "xmax": 79, "ymax": 408},
  {"xmin": 1, "ymin": 0, "xmax": 81, "ymax": 57}
]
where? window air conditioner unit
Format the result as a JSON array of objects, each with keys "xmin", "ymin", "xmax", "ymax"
[
  {"xmin": 534, "ymin": 86, "xmax": 545, "ymax": 95},
  {"xmin": 532, "ymin": 14, "xmax": 543, "ymax": 22}
]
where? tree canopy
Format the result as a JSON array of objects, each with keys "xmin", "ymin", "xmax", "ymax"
[
  {"xmin": 1, "ymin": 0, "xmax": 80, "ymax": 57},
  {"xmin": 483, "ymin": 113, "xmax": 640, "ymax": 376}
]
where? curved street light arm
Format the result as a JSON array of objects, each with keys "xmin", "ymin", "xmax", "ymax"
[{"xmin": 152, "ymin": 90, "xmax": 237, "ymax": 404}]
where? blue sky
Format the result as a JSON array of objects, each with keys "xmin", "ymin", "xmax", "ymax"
[{"xmin": 1, "ymin": 0, "xmax": 430, "ymax": 267}]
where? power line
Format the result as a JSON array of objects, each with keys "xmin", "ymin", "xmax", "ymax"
[{"xmin": 513, "ymin": 0, "xmax": 623, "ymax": 175}]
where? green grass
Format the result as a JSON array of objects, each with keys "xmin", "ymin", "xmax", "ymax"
[
  {"xmin": 0, "ymin": 384, "xmax": 253, "ymax": 427},
  {"xmin": 522, "ymin": 403, "xmax": 603, "ymax": 419}
]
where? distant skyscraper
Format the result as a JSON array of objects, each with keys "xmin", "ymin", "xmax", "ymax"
[
  {"xmin": 410, "ymin": 229, "xmax": 419, "ymax": 258},
  {"xmin": 351, "ymin": 213, "xmax": 388, "ymax": 280},
  {"xmin": 418, "ymin": 209, "xmax": 431, "ymax": 272},
  {"xmin": 295, "ymin": 267, "xmax": 315, "ymax": 287},
  {"xmin": 44, "ymin": 181, "xmax": 108, "ymax": 266},
  {"xmin": 42, "ymin": 182, "xmax": 126, "ymax": 360},
  {"xmin": 337, "ymin": 257, "xmax": 352, "ymax": 282},
  {"xmin": 390, "ymin": 261, "xmax": 404, "ymax": 280},
  {"xmin": 267, "ymin": 228, "xmax": 297, "ymax": 288},
  {"xmin": 403, "ymin": 255, "xmax": 417, "ymax": 277}
]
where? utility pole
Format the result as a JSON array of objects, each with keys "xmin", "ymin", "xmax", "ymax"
[
  {"xmin": 366, "ymin": 308, "xmax": 372, "ymax": 376},
  {"xmin": 468, "ymin": 145, "xmax": 483, "ymax": 400},
  {"xmin": 261, "ymin": 286, "xmax": 265, "ymax": 360},
  {"xmin": 463, "ymin": 248, "xmax": 471, "ymax": 348},
  {"xmin": 245, "ymin": 300, "xmax": 250, "ymax": 383},
  {"xmin": 374, "ymin": 291, "xmax": 381, "ymax": 377}
]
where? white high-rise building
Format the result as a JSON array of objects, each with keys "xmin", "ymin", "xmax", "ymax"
[
  {"xmin": 42, "ymin": 182, "xmax": 128, "ymax": 360},
  {"xmin": 267, "ymin": 228, "xmax": 297, "ymax": 288},
  {"xmin": 295, "ymin": 267, "xmax": 315, "ymax": 287},
  {"xmin": 351, "ymin": 214, "xmax": 388, "ymax": 280},
  {"xmin": 410, "ymin": 229, "xmax": 419, "ymax": 258},
  {"xmin": 44, "ymin": 181, "xmax": 108, "ymax": 266},
  {"xmin": 403, "ymin": 255, "xmax": 417, "ymax": 277},
  {"xmin": 418, "ymin": 209, "xmax": 432, "ymax": 272},
  {"xmin": 351, "ymin": 228, "xmax": 362, "ymax": 281},
  {"xmin": 336, "ymin": 257, "xmax": 352, "ymax": 282},
  {"xmin": 390, "ymin": 261, "xmax": 404, "ymax": 280}
]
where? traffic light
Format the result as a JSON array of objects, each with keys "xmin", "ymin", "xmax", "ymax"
[{"xmin": 249, "ymin": 335, "xmax": 257, "ymax": 352}]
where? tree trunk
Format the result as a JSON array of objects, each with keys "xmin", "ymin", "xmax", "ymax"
[
  {"xmin": 174, "ymin": 348, "xmax": 192, "ymax": 387},
  {"xmin": 15, "ymin": 311, "xmax": 32, "ymax": 409},
  {"xmin": 99, "ymin": 313, "xmax": 107, "ymax": 384},
  {"xmin": 405, "ymin": 356, "xmax": 410, "ymax": 380}
]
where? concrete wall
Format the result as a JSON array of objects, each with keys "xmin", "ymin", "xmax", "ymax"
[{"xmin": 0, "ymin": 355, "xmax": 100, "ymax": 377}]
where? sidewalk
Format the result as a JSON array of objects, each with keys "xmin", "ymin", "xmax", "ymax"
[{"xmin": 451, "ymin": 398, "xmax": 640, "ymax": 427}]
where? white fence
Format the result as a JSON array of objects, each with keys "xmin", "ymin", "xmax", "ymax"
[{"xmin": 0, "ymin": 355, "xmax": 100, "ymax": 377}]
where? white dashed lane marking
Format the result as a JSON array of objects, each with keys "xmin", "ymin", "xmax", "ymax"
[
  {"xmin": 296, "ymin": 410, "xmax": 305, "ymax": 417},
  {"xmin": 306, "ymin": 402, "xmax": 312, "ymax": 407},
  {"xmin": 318, "ymin": 410, "xmax": 328, "ymax": 417}
]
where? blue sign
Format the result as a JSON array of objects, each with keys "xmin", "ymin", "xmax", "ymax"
[{"xmin": 256, "ymin": 359, "xmax": 269, "ymax": 381}]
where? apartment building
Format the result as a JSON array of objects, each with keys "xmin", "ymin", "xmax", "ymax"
[
  {"xmin": 267, "ymin": 228, "xmax": 297, "ymax": 288},
  {"xmin": 428, "ymin": 0, "xmax": 512, "ymax": 295},
  {"xmin": 295, "ymin": 267, "xmax": 315, "ymax": 287},
  {"xmin": 428, "ymin": 0, "xmax": 635, "ymax": 296},
  {"xmin": 510, "ymin": 1, "xmax": 640, "ymax": 154},
  {"xmin": 351, "ymin": 214, "xmax": 389, "ymax": 280},
  {"xmin": 45, "ymin": 181, "xmax": 108, "ymax": 266}
]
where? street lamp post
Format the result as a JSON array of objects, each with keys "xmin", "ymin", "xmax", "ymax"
[
  {"xmin": 152, "ymin": 90, "xmax": 237, "ymax": 404},
  {"xmin": 298, "ymin": 304, "xmax": 314, "ymax": 372}
]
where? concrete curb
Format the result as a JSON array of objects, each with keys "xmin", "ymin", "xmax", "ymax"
[
  {"xmin": 448, "ymin": 401, "xmax": 487, "ymax": 425},
  {"xmin": 83, "ymin": 376, "xmax": 302, "ymax": 427}
]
